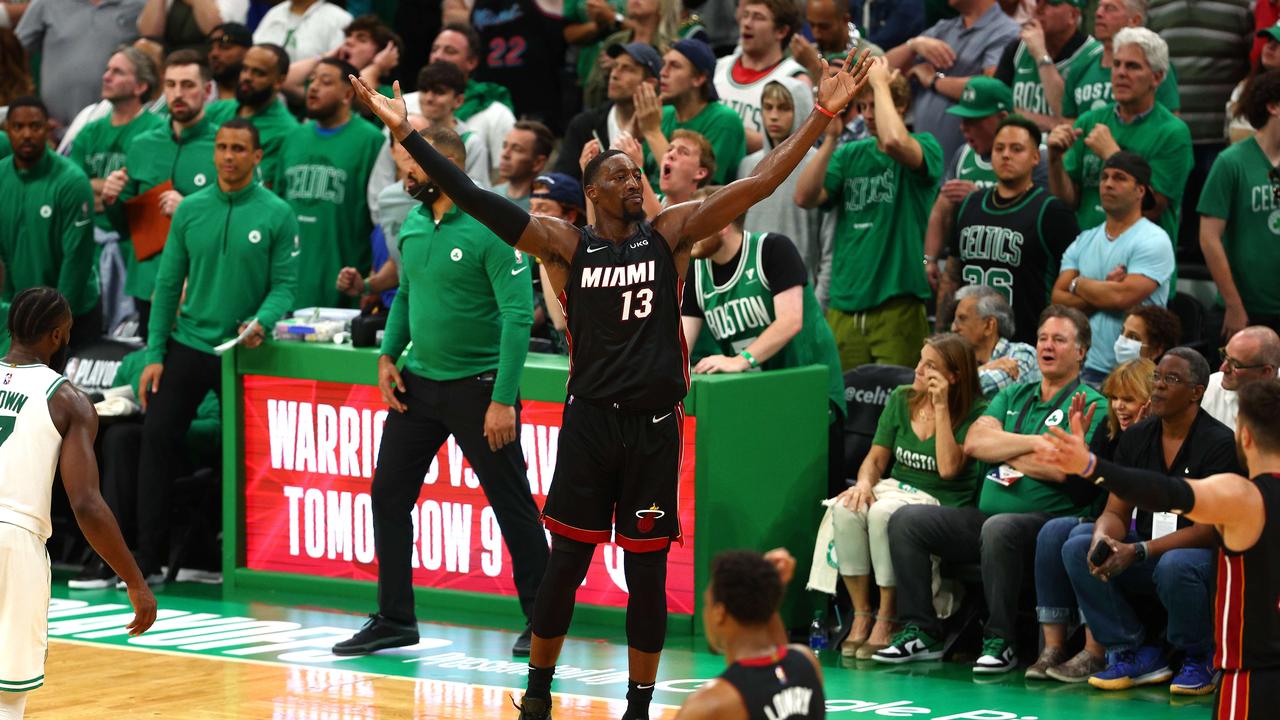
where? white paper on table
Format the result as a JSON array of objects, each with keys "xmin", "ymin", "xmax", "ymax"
[{"xmin": 213, "ymin": 319, "xmax": 259, "ymax": 355}]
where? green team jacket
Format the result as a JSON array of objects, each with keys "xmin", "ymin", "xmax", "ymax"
[
  {"xmin": 0, "ymin": 151, "xmax": 99, "ymax": 316},
  {"xmin": 111, "ymin": 114, "xmax": 220, "ymax": 302},
  {"xmin": 380, "ymin": 203, "xmax": 532, "ymax": 405},
  {"xmin": 146, "ymin": 181, "xmax": 299, "ymax": 363},
  {"xmin": 205, "ymin": 99, "xmax": 299, "ymax": 186}
]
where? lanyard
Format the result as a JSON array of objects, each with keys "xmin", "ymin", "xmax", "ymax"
[{"xmin": 1013, "ymin": 378, "xmax": 1082, "ymax": 435}]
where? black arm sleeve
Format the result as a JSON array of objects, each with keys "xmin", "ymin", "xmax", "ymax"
[
  {"xmin": 400, "ymin": 131, "xmax": 531, "ymax": 247},
  {"xmin": 1088, "ymin": 458, "xmax": 1198, "ymax": 515},
  {"xmin": 760, "ymin": 234, "xmax": 809, "ymax": 294}
]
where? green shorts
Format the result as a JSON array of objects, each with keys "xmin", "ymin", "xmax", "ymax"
[{"xmin": 825, "ymin": 296, "xmax": 928, "ymax": 370}]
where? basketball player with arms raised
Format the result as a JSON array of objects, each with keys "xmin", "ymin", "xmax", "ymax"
[
  {"xmin": 349, "ymin": 48, "xmax": 871, "ymax": 720},
  {"xmin": 0, "ymin": 288, "xmax": 156, "ymax": 719}
]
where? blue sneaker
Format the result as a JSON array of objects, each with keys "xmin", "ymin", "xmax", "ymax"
[
  {"xmin": 1088, "ymin": 646, "xmax": 1173, "ymax": 691},
  {"xmin": 1170, "ymin": 656, "xmax": 1221, "ymax": 696}
]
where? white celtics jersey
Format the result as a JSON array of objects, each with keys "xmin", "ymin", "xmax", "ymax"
[
  {"xmin": 713, "ymin": 53, "xmax": 812, "ymax": 135},
  {"xmin": 0, "ymin": 363, "xmax": 67, "ymax": 541}
]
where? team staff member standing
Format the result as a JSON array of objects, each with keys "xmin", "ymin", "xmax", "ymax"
[
  {"xmin": 102, "ymin": 50, "xmax": 220, "ymax": 330},
  {"xmin": 275, "ymin": 58, "xmax": 386, "ymax": 310},
  {"xmin": 134, "ymin": 120, "xmax": 298, "ymax": 584},
  {"xmin": 331, "ymin": 125, "xmax": 548, "ymax": 659},
  {"xmin": 0, "ymin": 97, "xmax": 101, "ymax": 351}
]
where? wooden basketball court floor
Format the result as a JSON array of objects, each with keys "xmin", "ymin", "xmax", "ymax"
[{"xmin": 25, "ymin": 577, "xmax": 1217, "ymax": 719}]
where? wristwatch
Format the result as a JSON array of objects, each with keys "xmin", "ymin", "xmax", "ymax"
[
  {"xmin": 1038, "ymin": 54, "xmax": 1054, "ymax": 67},
  {"xmin": 1134, "ymin": 541, "xmax": 1150, "ymax": 563},
  {"xmin": 930, "ymin": 71, "xmax": 945, "ymax": 90},
  {"xmin": 1069, "ymin": 276, "xmax": 1080, "ymax": 295}
]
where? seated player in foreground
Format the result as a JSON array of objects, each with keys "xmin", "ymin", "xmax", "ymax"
[
  {"xmin": 675, "ymin": 549, "xmax": 825, "ymax": 719},
  {"xmin": 348, "ymin": 50, "xmax": 872, "ymax": 720}
]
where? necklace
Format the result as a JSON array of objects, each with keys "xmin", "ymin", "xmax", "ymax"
[{"xmin": 990, "ymin": 185, "xmax": 1032, "ymax": 210}]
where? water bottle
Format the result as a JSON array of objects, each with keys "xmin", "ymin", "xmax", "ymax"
[{"xmin": 808, "ymin": 611, "xmax": 828, "ymax": 651}]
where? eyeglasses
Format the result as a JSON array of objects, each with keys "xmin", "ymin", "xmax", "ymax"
[
  {"xmin": 1151, "ymin": 371, "xmax": 1189, "ymax": 386},
  {"xmin": 1219, "ymin": 347, "xmax": 1270, "ymax": 372}
]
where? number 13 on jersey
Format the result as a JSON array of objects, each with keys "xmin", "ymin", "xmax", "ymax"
[{"xmin": 621, "ymin": 288, "xmax": 653, "ymax": 320}]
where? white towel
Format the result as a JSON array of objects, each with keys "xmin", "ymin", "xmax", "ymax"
[{"xmin": 806, "ymin": 502, "xmax": 840, "ymax": 595}]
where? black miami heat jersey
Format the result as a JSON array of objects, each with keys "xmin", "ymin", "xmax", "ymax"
[
  {"xmin": 558, "ymin": 222, "xmax": 689, "ymax": 410},
  {"xmin": 1216, "ymin": 473, "xmax": 1280, "ymax": 673},
  {"xmin": 719, "ymin": 645, "xmax": 825, "ymax": 720}
]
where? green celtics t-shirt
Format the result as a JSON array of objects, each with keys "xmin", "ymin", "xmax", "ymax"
[
  {"xmin": 1062, "ymin": 55, "xmax": 1181, "ymax": 118},
  {"xmin": 952, "ymin": 144, "xmax": 997, "ymax": 188},
  {"xmin": 978, "ymin": 378, "xmax": 1108, "ymax": 516},
  {"xmin": 656, "ymin": 102, "xmax": 747, "ymax": 186},
  {"xmin": 823, "ymin": 133, "xmax": 941, "ymax": 313},
  {"xmin": 274, "ymin": 116, "xmax": 386, "ymax": 309},
  {"xmin": 871, "ymin": 386, "xmax": 988, "ymax": 508},
  {"xmin": 69, "ymin": 111, "xmax": 166, "ymax": 232},
  {"xmin": 1196, "ymin": 137, "xmax": 1280, "ymax": 315},
  {"xmin": 1011, "ymin": 36, "xmax": 1103, "ymax": 116},
  {"xmin": 1063, "ymin": 102, "xmax": 1192, "ymax": 244}
]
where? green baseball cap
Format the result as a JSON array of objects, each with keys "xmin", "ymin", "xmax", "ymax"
[
  {"xmin": 946, "ymin": 76, "xmax": 1013, "ymax": 119},
  {"xmin": 1259, "ymin": 20, "xmax": 1280, "ymax": 43},
  {"xmin": 1046, "ymin": 0, "xmax": 1087, "ymax": 8}
]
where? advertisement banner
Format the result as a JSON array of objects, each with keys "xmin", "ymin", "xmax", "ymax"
[{"xmin": 241, "ymin": 375, "xmax": 697, "ymax": 613}]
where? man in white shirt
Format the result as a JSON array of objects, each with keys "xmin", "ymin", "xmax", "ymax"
[
  {"xmin": 1202, "ymin": 326, "xmax": 1280, "ymax": 430},
  {"xmin": 252, "ymin": 0, "xmax": 350, "ymax": 62}
]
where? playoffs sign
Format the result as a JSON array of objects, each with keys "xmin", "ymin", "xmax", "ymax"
[{"xmin": 241, "ymin": 376, "xmax": 697, "ymax": 613}]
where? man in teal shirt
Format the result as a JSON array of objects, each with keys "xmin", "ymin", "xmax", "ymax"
[
  {"xmin": 331, "ymin": 125, "xmax": 548, "ymax": 660},
  {"xmin": 134, "ymin": 119, "xmax": 299, "ymax": 585},
  {"xmin": 0, "ymin": 96, "xmax": 100, "ymax": 350},
  {"xmin": 877, "ymin": 305, "xmax": 1108, "ymax": 675}
]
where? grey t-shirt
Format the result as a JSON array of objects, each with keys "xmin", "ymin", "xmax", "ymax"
[
  {"xmin": 374, "ymin": 181, "xmax": 419, "ymax": 269},
  {"xmin": 15, "ymin": 0, "xmax": 146, "ymax": 126},
  {"xmin": 911, "ymin": 4, "xmax": 1019, "ymax": 165}
]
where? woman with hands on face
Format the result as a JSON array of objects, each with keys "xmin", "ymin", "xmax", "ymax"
[{"xmin": 828, "ymin": 334, "xmax": 987, "ymax": 659}]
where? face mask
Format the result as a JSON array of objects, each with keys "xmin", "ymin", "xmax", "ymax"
[{"xmin": 1114, "ymin": 335, "xmax": 1143, "ymax": 364}]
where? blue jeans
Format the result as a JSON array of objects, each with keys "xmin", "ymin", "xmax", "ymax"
[
  {"xmin": 1063, "ymin": 531, "xmax": 1215, "ymax": 656},
  {"xmin": 1035, "ymin": 516, "xmax": 1094, "ymax": 624}
]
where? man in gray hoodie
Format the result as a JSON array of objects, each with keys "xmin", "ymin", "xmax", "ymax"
[{"xmin": 739, "ymin": 77, "xmax": 835, "ymax": 308}]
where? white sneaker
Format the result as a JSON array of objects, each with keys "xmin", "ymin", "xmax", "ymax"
[
  {"xmin": 973, "ymin": 636, "xmax": 1018, "ymax": 674},
  {"xmin": 117, "ymin": 570, "xmax": 166, "ymax": 590}
]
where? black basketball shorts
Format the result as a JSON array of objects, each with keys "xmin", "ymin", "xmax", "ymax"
[{"xmin": 541, "ymin": 396, "xmax": 684, "ymax": 553}]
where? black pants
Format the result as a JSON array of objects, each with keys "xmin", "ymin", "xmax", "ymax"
[
  {"xmin": 136, "ymin": 340, "xmax": 221, "ymax": 572},
  {"xmin": 888, "ymin": 504, "xmax": 1050, "ymax": 644},
  {"xmin": 373, "ymin": 369, "xmax": 549, "ymax": 625},
  {"xmin": 101, "ymin": 420, "xmax": 143, "ymax": 540},
  {"xmin": 70, "ymin": 301, "xmax": 104, "ymax": 353}
]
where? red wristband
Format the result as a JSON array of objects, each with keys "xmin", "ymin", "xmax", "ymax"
[{"xmin": 815, "ymin": 102, "xmax": 836, "ymax": 119}]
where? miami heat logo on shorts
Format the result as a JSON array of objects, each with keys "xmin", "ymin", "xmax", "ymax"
[{"xmin": 635, "ymin": 504, "xmax": 665, "ymax": 534}]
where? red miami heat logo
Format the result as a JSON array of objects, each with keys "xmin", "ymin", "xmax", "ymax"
[{"xmin": 635, "ymin": 504, "xmax": 665, "ymax": 534}]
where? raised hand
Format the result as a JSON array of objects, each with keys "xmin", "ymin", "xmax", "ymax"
[
  {"xmin": 926, "ymin": 369, "xmax": 950, "ymax": 409},
  {"xmin": 102, "ymin": 167, "xmax": 129, "ymax": 205},
  {"xmin": 1034, "ymin": 426, "xmax": 1092, "ymax": 476},
  {"xmin": 611, "ymin": 131, "xmax": 644, "ymax": 169},
  {"xmin": 789, "ymin": 34, "xmax": 822, "ymax": 80},
  {"xmin": 816, "ymin": 48, "xmax": 873, "ymax": 117},
  {"xmin": 1047, "ymin": 123, "xmax": 1081, "ymax": 156},
  {"xmin": 632, "ymin": 83, "xmax": 663, "ymax": 137},
  {"xmin": 1020, "ymin": 19, "xmax": 1048, "ymax": 60},
  {"xmin": 350, "ymin": 76, "xmax": 409, "ymax": 139},
  {"xmin": 1068, "ymin": 391, "xmax": 1097, "ymax": 439},
  {"xmin": 1083, "ymin": 123, "xmax": 1119, "ymax": 159},
  {"xmin": 579, "ymin": 138, "xmax": 602, "ymax": 173}
]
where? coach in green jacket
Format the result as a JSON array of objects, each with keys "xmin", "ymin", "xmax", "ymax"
[
  {"xmin": 331, "ymin": 125, "xmax": 548, "ymax": 659},
  {"xmin": 132, "ymin": 119, "xmax": 299, "ymax": 582}
]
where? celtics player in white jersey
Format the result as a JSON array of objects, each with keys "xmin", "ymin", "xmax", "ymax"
[{"xmin": 0, "ymin": 288, "xmax": 156, "ymax": 719}]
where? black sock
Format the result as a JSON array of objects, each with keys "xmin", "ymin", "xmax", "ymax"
[
  {"xmin": 621, "ymin": 680, "xmax": 655, "ymax": 720},
  {"xmin": 525, "ymin": 664, "xmax": 555, "ymax": 701}
]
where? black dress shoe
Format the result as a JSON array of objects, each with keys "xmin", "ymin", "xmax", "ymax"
[
  {"xmin": 331, "ymin": 614, "xmax": 419, "ymax": 656},
  {"xmin": 511, "ymin": 694, "xmax": 551, "ymax": 719},
  {"xmin": 512, "ymin": 624, "xmax": 533, "ymax": 657}
]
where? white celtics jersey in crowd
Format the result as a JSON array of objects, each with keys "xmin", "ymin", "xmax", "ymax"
[
  {"xmin": 0, "ymin": 362, "xmax": 67, "ymax": 541},
  {"xmin": 713, "ymin": 52, "xmax": 812, "ymax": 135}
]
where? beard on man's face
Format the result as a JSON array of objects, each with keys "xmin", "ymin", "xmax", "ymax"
[
  {"xmin": 236, "ymin": 83, "xmax": 274, "ymax": 108},
  {"xmin": 49, "ymin": 340, "xmax": 70, "ymax": 374}
]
